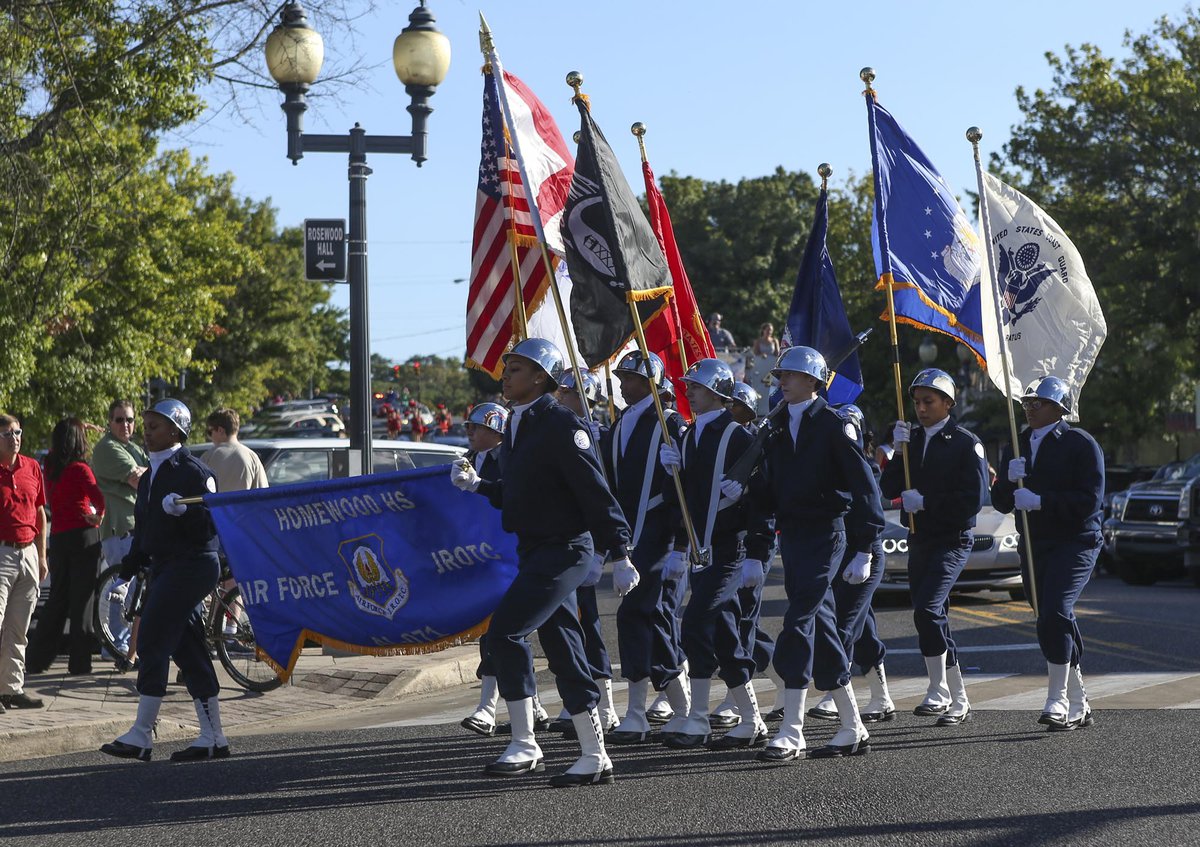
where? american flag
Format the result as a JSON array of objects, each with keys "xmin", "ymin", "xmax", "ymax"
[{"xmin": 466, "ymin": 70, "xmax": 573, "ymax": 378}]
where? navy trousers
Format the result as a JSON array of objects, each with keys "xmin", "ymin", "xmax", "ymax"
[
  {"xmin": 576, "ymin": 584, "xmax": 611, "ymax": 680},
  {"xmin": 831, "ymin": 537, "xmax": 887, "ymax": 674},
  {"xmin": 736, "ymin": 580, "xmax": 775, "ymax": 675},
  {"xmin": 681, "ymin": 558, "xmax": 754, "ymax": 687},
  {"xmin": 136, "ymin": 553, "xmax": 221, "ymax": 699},
  {"xmin": 907, "ymin": 536, "xmax": 969, "ymax": 666},
  {"xmin": 616, "ymin": 549, "xmax": 685, "ymax": 689},
  {"xmin": 1023, "ymin": 534, "xmax": 1100, "ymax": 666},
  {"xmin": 488, "ymin": 538, "xmax": 599, "ymax": 715},
  {"xmin": 773, "ymin": 527, "xmax": 850, "ymax": 691}
]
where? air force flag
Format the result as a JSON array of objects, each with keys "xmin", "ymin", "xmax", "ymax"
[{"xmin": 205, "ymin": 466, "xmax": 518, "ymax": 678}]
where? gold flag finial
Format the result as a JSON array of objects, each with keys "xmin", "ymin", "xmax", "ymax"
[
  {"xmin": 860, "ymin": 66, "xmax": 876, "ymax": 99},
  {"xmin": 817, "ymin": 162, "xmax": 832, "ymax": 191},
  {"xmin": 566, "ymin": 70, "xmax": 588, "ymax": 108},
  {"xmin": 966, "ymin": 126, "xmax": 983, "ymax": 144},
  {"xmin": 631, "ymin": 122, "xmax": 648, "ymax": 163},
  {"xmin": 478, "ymin": 12, "xmax": 494, "ymax": 55}
]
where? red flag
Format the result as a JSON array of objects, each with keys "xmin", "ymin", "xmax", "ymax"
[{"xmin": 641, "ymin": 160, "xmax": 716, "ymax": 418}]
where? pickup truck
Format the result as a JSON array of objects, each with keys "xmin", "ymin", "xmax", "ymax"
[{"xmin": 1103, "ymin": 452, "xmax": 1200, "ymax": 585}]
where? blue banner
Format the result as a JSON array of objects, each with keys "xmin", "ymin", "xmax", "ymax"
[
  {"xmin": 205, "ymin": 466, "xmax": 517, "ymax": 678},
  {"xmin": 782, "ymin": 185, "xmax": 863, "ymax": 405}
]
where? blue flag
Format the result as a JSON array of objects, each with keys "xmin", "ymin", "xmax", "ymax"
[
  {"xmin": 865, "ymin": 95, "xmax": 985, "ymax": 360},
  {"xmin": 781, "ymin": 184, "xmax": 863, "ymax": 405},
  {"xmin": 206, "ymin": 466, "xmax": 517, "ymax": 678}
]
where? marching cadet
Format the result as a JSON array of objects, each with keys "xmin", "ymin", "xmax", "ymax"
[
  {"xmin": 880, "ymin": 368, "xmax": 987, "ymax": 726},
  {"xmin": 657, "ymin": 359, "xmax": 775, "ymax": 750},
  {"xmin": 807, "ymin": 404, "xmax": 895, "ymax": 724},
  {"xmin": 600, "ymin": 351, "xmax": 690, "ymax": 744},
  {"xmin": 450, "ymin": 338, "xmax": 638, "ymax": 787},
  {"xmin": 710, "ymin": 382, "xmax": 776, "ymax": 730},
  {"xmin": 990, "ymin": 376, "xmax": 1104, "ymax": 731},
  {"xmin": 459, "ymin": 402, "xmax": 553, "ymax": 737},
  {"xmin": 748, "ymin": 348, "xmax": 884, "ymax": 762},
  {"xmin": 552, "ymin": 370, "xmax": 619, "ymax": 734},
  {"xmin": 100, "ymin": 400, "xmax": 229, "ymax": 762}
]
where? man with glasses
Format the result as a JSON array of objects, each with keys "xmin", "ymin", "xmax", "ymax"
[
  {"xmin": 0, "ymin": 413, "xmax": 48, "ymax": 712},
  {"xmin": 92, "ymin": 401, "xmax": 148, "ymax": 665}
]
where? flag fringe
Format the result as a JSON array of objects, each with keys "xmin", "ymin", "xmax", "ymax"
[
  {"xmin": 258, "ymin": 618, "xmax": 493, "ymax": 682},
  {"xmin": 626, "ymin": 286, "xmax": 674, "ymax": 304},
  {"xmin": 875, "ymin": 274, "xmax": 986, "ymax": 346}
]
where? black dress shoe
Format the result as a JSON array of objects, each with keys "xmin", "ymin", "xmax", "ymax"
[
  {"xmin": 762, "ymin": 708, "xmax": 784, "ymax": 722},
  {"xmin": 0, "ymin": 692, "xmax": 44, "ymax": 709},
  {"xmin": 533, "ymin": 715, "xmax": 553, "ymax": 732},
  {"xmin": 606, "ymin": 729, "xmax": 651, "ymax": 745},
  {"xmin": 706, "ymin": 729, "xmax": 768, "ymax": 750},
  {"xmin": 809, "ymin": 738, "xmax": 870, "ymax": 759},
  {"xmin": 484, "ymin": 758, "xmax": 545, "ymax": 777},
  {"xmin": 548, "ymin": 767, "xmax": 614, "ymax": 788},
  {"xmin": 806, "ymin": 705, "xmax": 839, "ymax": 722},
  {"xmin": 460, "ymin": 715, "xmax": 496, "ymax": 737},
  {"xmin": 757, "ymin": 745, "xmax": 806, "ymax": 763},
  {"xmin": 1038, "ymin": 711, "xmax": 1070, "ymax": 730},
  {"xmin": 861, "ymin": 707, "xmax": 896, "ymax": 723},
  {"xmin": 913, "ymin": 702, "xmax": 949, "ymax": 717},
  {"xmin": 708, "ymin": 713, "xmax": 740, "ymax": 729},
  {"xmin": 100, "ymin": 740, "xmax": 152, "ymax": 761},
  {"xmin": 936, "ymin": 709, "xmax": 971, "ymax": 727},
  {"xmin": 1076, "ymin": 709, "xmax": 1095, "ymax": 728},
  {"xmin": 170, "ymin": 744, "xmax": 231, "ymax": 761},
  {"xmin": 645, "ymin": 708, "xmax": 673, "ymax": 725},
  {"xmin": 548, "ymin": 717, "xmax": 573, "ymax": 735},
  {"xmin": 660, "ymin": 732, "xmax": 709, "ymax": 750}
]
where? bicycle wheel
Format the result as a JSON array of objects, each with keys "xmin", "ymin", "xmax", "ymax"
[
  {"xmin": 212, "ymin": 586, "xmax": 282, "ymax": 692},
  {"xmin": 94, "ymin": 564, "xmax": 135, "ymax": 665}
]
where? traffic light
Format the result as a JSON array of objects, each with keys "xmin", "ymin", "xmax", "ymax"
[
  {"xmin": 413, "ymin": 361, "xmax": 421, "ymax": 375},
  {"xmin": 393, "ymin": 364, "xmax": 400, "ymax": 379}
]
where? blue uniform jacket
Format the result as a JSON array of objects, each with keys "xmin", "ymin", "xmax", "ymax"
[
  {"xmin": 749, "ymin": 397, "xmax": 884, "ymax": 554},
  {"xmin": 126, "ymin": 446, "xmax": 218, "ymax": 569},
  {"xmin": 469, "ymin": 447, "xmax": 501, "ymax": 484},
  {"xmin": 878, "ymin": 415, "xmax": 986, "ymax": 541},
  {"xmin": 477, "ymin": 394, "xmax": 631, "ymax": 557},
  {"xmin": 600, "ymin": 403, "xmax": 684, "ymax": 562},
  {"xmin": 665, "ymin": 410, "xmax": 774, "ymax": 563},
  {"xmin": 990, "ymin": 421, "xmax": 1105, "ymax": 540}
]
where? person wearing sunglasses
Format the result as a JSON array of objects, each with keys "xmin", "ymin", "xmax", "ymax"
[
  {"xmin": 0, "ymin": 413, "xmax": 48, "ymax": 712},
  {"xmin": 91, "ymin": 400, "xmax": 149, "ymax": 668}
]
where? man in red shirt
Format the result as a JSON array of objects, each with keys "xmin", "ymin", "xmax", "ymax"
[{"xmin": 0, "ymin": 413, "xmax": 48, "ymax": 711}]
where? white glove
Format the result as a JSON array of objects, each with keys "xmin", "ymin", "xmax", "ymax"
[
  {"xmin": 900, "ymin": 489, "xmax": 925, "ymax": 512},
  {"xmin": 450, "ymin": 460, "xmax": 481, "ymax": 492},
  {"xmin": 719, "ymin": 477, "xmax": 744, "ymax": 501},
  {"xmin": 740, "ymin": 558, "xmax": 765, "ymax": 589},
  {"xmin": 892, "ymin": 422, "xmax": 912, "ymax": 445},
  {"xmin": 612, "ymin": 557, "xmax": 640, "ymax": 597},
  {"xmin": 106, "ymin": 579, "xmax": 129, "ymax": 602},
  {"xmin": 1014, "ymin": 487, "xmax": 1042, "ymax": 511},
  {"xmin": 581, "ymin": 553, "xmax": 604, "ymax": 587},
  {"xmin": 162, "ymin": 492, "xmax": 187, "ymax": 516},
  {"xmin": 663, "ymin": 550, "xmax": 688, "ymax": 580},
  {"xmin": 843, "ymin": 552, "xmax": 872, "ymax": 585},
  {"xmin": 1007, "ymin": 458, "xmax": 1027, "ymax": 483},
  {"xmin": 659, "ymin": 443, "xmax": 681, "ymax": 471}
]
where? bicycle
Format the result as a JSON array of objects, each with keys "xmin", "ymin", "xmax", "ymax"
[{"xmin": 94, "ymin": 561, "xmax": 283, "ymax": 693}]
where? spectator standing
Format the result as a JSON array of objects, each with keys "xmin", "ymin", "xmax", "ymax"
[
  {"xmin": 0, "ymin": 413, "xmax": 48, "ymax": 712},
  {"xmin": 27, "ymin": 418, "xmax": 106, "ymax": 675},
  {"xmin": 201, "ymin": 409, "xmax": 267, "ymax": 492},
  {"xmin": 707, "ymin": 313, "xmax": 736, "ymax": 350},
  {"xmin": 752, "ymin": 323, "xmax": 780, "ymax": 359}
]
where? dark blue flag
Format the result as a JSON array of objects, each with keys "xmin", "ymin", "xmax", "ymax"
[
  {"xmin": 206, "ymin": 466, "xmax": 517, "ymax": 678},
  {"xmin": 865, "ymin": 95, "xmax": 985, "ymax": 360},
  {"xmin": 781, "ymin": 184, "xmax": 863, "ymax": 405}
]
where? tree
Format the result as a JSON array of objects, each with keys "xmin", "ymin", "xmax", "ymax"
[{"xmin": 998, "ymin": 12, "xmax": 1200, "ymax": 455}]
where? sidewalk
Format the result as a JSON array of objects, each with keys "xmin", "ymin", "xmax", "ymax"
[{"xmin": 0, "ymin": 644, "xmax": 481, "ymax": 763}]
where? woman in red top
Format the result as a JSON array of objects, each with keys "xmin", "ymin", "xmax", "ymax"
[{"xmin": 27, "ymin": 418, "xmax": 105, "ymax": 675}]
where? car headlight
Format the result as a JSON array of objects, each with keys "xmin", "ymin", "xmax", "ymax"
[
  {"xmin": 1000, "ymin": 533, "xmax": 1020, "ymax": 550},
  {"xmin": 1109, "ymin": 492, "xmax": 1128, "ymax": 517},
  {"xmin": 1180, "ymin": 482, "xmax": 1194, "ymax": 520}
]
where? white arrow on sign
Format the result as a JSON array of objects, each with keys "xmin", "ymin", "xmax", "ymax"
[{"xmin": 315, "ymin": 260, "xmax": 337, "ymax": 271}]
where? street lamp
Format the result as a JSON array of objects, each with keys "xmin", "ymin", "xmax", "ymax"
[
  {"xmin": 918, "ymin": 335, "xmax": 939, "ymax": 365},
  {"xmin": 264, "ymin": 1, "xmax": 450, "ymax": 474}
]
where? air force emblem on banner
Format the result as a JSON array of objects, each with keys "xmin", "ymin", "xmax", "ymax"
[{"xmin": 339, "ymin": 534, "xmax": 410, "ymax": 619}]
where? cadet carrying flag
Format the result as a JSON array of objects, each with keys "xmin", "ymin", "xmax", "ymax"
[
  {"xmin": 782, "ymin": 181, "xmax": 863, "ymax": 405},
  {"xmin": 978, "ymin": 173, "xmax": 1106, "ymax": 416},
  {"xmin": 206, "ymin": 467, "xmax": 518, "ymax": 679},
  {"xmin": 562, "ymin": 98, "xmax": 674, "ymax": 367},
  {"xmin": 866, "ymin": 95, "xmax": 986, "ymax": 361}
]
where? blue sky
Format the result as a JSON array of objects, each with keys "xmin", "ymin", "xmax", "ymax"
[{"xmin": 174, "ymin": 0, "xmax": 1187, "ymax": 367}]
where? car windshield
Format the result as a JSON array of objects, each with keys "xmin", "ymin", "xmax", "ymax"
[{"xmin": 1179, "ymin": 454, "xmax": 1200, "ymax": 480}]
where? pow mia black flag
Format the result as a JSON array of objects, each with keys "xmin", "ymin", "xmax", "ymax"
[{"xmin": 561, "ymin": 98, "xmax": 673, "ymax": 368}]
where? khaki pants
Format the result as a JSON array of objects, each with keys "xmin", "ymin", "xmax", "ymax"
[{"xmin": 0, "ymin": 544, "xmax": 40, "ymax": 695}]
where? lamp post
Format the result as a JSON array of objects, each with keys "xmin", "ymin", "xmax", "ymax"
[
  {"xmin": 265, "ymin": 1, "xmax": 450, "ymax": 474},
  {"xmin": 918, "ymin": 335, "xmax": 939, "ymax": 365}
]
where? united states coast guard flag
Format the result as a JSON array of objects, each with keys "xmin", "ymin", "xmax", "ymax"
[
  {"xmin": 866, "ymin": 95, "xmax": 986, "ymax": 361},
  {"xmin": 205, "ymin": 467, "xmax": 518, "ymax": 679},
  {"xmin": 979, "ymin": 172, "xmax": 1107, "ymax": 417}
]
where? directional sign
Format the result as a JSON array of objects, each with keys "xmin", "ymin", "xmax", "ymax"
[{"xmin": 304, "ymin": 218, "xmax": 346, "ymax": 282}]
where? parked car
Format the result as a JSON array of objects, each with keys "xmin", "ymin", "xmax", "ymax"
[
  {"xmin": 877, "ymin": 494, "xmax": 1024, "ymax": 600},
  {"xmin": 1104, "ymin": 452, "xmax": 1200, "ymax": 585}
]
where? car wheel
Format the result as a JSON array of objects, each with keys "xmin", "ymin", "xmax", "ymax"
[{"xmin": 1117, "ymin": 560, "xmax": 1158, "ymax": 586}]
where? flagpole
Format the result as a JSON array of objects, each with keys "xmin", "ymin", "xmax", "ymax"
[
  {"xmin": 603, "ymin": 362, "xmax": 617, "ymax": 421},
  {"xmin": 967, "ymin": 126, "xmax": 1039, "ymax": 618},
  {"xmin": 862, "ymin": 67, "xmax": 915, "ymax": 532},
  {"xmin": 632, "ymin": 121, "xmax": 691, "ymax": 378}
]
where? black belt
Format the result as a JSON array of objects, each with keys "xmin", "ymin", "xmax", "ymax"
[{"xmin": 0, "ymin": 539, "xmax": 34, "ymax": 549}]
